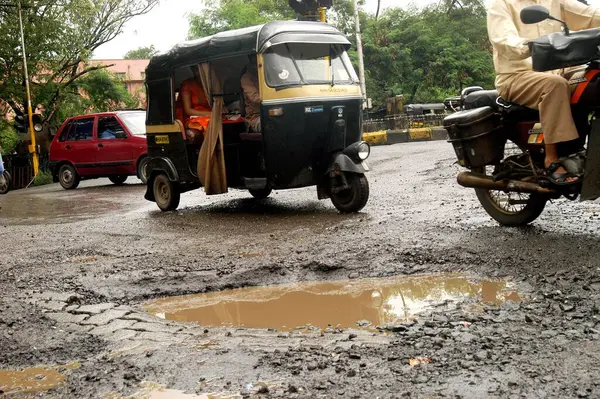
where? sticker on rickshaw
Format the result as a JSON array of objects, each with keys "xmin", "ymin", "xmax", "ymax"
[
  {"xmin": 155, "ymin": 135, "xmax": 170, "ymax": 145},
  {"xmin": 305, "ymin": 106, "xmax": 324, "ymax": 114}
]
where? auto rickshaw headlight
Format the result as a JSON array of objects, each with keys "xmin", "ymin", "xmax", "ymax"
[
  {"xmin": 344, "ymin": 141, "xmax": 371, "ymax": 162},
  {"xmin": 358, "ymin": 142, "xmax": 370, "ymax": 161}
]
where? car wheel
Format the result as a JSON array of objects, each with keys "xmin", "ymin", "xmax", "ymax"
[
  {"xmin": 109, "ymin": 175, "xmax": 128, "ymax": 186},
  {"xmin": 137, "ymin": 156, "xmax": 150, "ymax": 184},
  {"xmin": 153, "ymin": 173, "xmax": 180, "ymax": 212},
  {"xmin": 58, "ymin": 164, "xmax": 80, "ymax": 190}
]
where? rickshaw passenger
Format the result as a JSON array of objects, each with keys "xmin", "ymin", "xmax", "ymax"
[
  {"xmin": 241, "ymin": 55, "xmax": 261, "ymax": 133},
  {"xmin": 175, "ymin": 66, "xmax": 212, "ymax": 143}
]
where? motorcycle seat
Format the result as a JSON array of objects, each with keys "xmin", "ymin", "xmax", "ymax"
[{"xmin": 464, "ymin": 89, "xmax": 529, "ymax": 113}]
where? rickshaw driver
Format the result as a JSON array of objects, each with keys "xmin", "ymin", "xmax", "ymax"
[{"xmin": 241, "ymin": 54, "xmax": 261, "ymax": 133}]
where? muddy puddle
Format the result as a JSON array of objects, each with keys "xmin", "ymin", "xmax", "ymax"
[
  {"xmin": 0, "ymin": 367, "xmax": 66, "ymax": 395},
  {"xmin": 145, "ymin": 274, "xmax": 520, "ymax": 331}
]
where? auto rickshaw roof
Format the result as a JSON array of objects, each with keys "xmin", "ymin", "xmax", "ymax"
[{"xmin": 146, "ymin": 20, "xmax": 350, "ymax": 80}]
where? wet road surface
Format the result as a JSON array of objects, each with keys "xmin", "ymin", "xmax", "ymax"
[{"xmin": 1, "ymin": 141, "xmax": 600, "ymax": 398}]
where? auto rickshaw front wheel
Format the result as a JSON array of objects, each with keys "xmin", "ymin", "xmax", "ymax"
[
  {"xmin": 330, "ymin": 173, "xmax": 369, "ymax": 213},
  {"xmin": 153, "ymin": 174, "xmax": 180, "ymax": 212}
]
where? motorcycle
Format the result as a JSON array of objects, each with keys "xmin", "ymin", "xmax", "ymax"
[{"xmin": 443, "ymin": 5, "xmax": 600, "ymax": 226}]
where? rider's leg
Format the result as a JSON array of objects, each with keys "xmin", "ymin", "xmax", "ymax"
[{"xmin": 497, "ymin": 71, "xmax": 579, "ymax": 180}]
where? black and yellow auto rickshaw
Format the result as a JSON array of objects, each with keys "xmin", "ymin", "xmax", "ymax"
[{"xmin": 143, "ymin": 21, "xmax": 371, "ymax": 212}]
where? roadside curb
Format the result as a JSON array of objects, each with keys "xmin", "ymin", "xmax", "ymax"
[{"xmin": 363, "ymin": 126, "xmax": 448, "ymax": 146}]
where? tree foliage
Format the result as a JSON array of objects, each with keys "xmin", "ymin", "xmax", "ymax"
[
  {"xmin": 0, "ymin": 0, "xmax": 158, "ymax": 128},
  {"xmin": 188, "ymin": 0, "xmax": 295, "ymax": 38},
  {"xmin": 53, "ymin": 69, "xmax": 139, "ymax": 126},
  {"xmin": 362, "ymin": 2, "xmax": 494, "ymax": 105},
  {"xmin": 124, "ymin": 45, "xmax": 158, "ymax": 59},
  {"xmin": 188, "ymin": 0, "xmax": 355, "ymax": 39},
  {"xmin": 0, "ymin": 119, "xmax": 20, "ymax": 154}
]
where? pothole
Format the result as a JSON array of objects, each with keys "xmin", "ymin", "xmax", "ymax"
[
  {"xmin": 0, "ymin": 367, "xmax": 66, "ymax": 395},
  {"xmin": 145, "ymin": 274, "xmax": 521, "ymax": 331}
]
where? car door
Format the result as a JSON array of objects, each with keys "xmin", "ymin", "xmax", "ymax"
[
  {"xmin": 96, "ymin": 115, "xmax": 135, "ymax": 175},
  {"xmin": 63, "ymin": 117, "xmax": 97, "ymax": 176}
]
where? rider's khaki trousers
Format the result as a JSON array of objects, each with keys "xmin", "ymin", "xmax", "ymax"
[{"xmin": 496, "ymin": 71, "xmax": 579, "ymax": 144}]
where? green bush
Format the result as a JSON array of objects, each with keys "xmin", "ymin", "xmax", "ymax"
[
  {"xmin": 0, "ymin": 120, "xmax": 20, "ymax": 154},
  {"xmin": 33, "ymin": 170, "xmax": 54, "ymax": 186}
]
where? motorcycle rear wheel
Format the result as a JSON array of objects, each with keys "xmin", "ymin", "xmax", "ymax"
[{"xmin": 472, "ymin": 165, "xmax": 548, "ymax": 227}]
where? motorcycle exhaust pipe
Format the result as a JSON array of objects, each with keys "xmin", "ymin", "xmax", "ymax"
[{"xmin": 457, "ymin": 172, "xmax": 555, "ymax": 195}]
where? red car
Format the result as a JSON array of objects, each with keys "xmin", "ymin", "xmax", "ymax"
[{"xmin": 49, "ymin": 111, "xmax": 149, "ymax": 190}]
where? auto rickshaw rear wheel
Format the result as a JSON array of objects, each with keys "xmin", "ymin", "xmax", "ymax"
[
  {"xmin": 153, "ymin": 173, "xmax": 180, "ymax": 212},
  {"xmin": 330, "ymin": 173, "xmax": 369, "ymax": 213},
  {"xmin": 249, "ymin": 188, "xmax": 272, "ymax": 199}
]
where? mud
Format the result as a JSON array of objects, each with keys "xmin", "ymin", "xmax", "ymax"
[
  {"xmin": 1, "ymin": 142, "xmax": 600, "ymax": 398},
  {"xmin": 146, "ymin": 274, "xmax": 520, "ymax": 331}
]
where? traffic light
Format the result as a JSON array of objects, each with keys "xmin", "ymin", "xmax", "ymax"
[
  {"xmin": 14, "ymin": 114, "xmax": 27, "ymax": 133},
  {"xmin": 288, "ymin": 0, "xmax": 332, "ymax": 16},
  {"xmin": 13, "ymin": 113, "xmax": 43, "ymax": 134}
]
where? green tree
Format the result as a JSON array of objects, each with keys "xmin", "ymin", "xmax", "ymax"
[
  {"xmin": 188, "ymin": 0, "xmax": 354, "ymax": 38},
  {"xmin": 124, "ymin": 45, "xmax": 158, "ymax": 59},
  {"xmin": 360, "ymin": 3, "xmax": 494, "ymax": 107},
  {"xmin": 0, "ymin": 119, "xmax": 19, "ymax": 154},
  {"xmin": 0, "ymin": 0, "xmax": 158, "ymax": 130},
  {"xmin": 53, "ymin": 69, "xmax": 139, "ymax": 126},
  {"xmin": 188, "ymin": 0, "xmax": 295, "ymax": 38}
]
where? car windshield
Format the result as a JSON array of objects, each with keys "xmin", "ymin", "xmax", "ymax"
[
  {"xmin": 263, "ymin": 43, "xmax": 359, "ymax": 89},
  {"xmin": 118, "ymin": 112, "xmax": 146, "ymax": 135}
]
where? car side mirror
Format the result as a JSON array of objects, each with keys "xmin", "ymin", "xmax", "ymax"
[
  {"xmin": 520, "ymin": 5, "xmax": 550, "ymax": 24},
  {"xmin": 115, "ymin": 132, "xmax": 127, "ymax": 139}
]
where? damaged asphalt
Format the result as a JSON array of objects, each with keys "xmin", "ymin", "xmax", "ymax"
[{"xmin": 1, "ymin": 141, "xmax": 600, "ymax": 398}]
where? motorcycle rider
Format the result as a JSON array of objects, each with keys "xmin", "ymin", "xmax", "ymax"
[{"xmin": 487, "ymin": 0, "xmax": 600, "ymax": 185}]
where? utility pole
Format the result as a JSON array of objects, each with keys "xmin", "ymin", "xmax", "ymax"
[
  {"xmin": 18, "ymin": 1, "xmax": 39, "ymax": 175},
  {"xmin": 353, "ymin": 0, "xmax": 367, "ymax": 107}
]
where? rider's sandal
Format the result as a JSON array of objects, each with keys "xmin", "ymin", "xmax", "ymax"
[{"xmin": 545, "ymin": 162, "xmax": 581, "ymax": 186}]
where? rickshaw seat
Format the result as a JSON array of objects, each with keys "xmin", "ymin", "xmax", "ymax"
[{"xmin": 240, "ymin": 132, "xmax": 262, "ymax": 141}]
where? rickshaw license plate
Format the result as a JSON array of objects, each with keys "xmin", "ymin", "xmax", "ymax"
[{"xmin": 155, "ymin": 135, "xmax": 170, "ymax": 144}]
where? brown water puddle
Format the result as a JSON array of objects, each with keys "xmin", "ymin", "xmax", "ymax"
[
  {"xmin": 0, "ymin": 367, "xmax": 66, "ymax": 395},
  {"xmin": 145, "ymin": 274, "xmax": 521, "ymax": 331}
]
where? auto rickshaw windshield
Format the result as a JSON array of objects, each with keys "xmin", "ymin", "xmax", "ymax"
[{"xmin": 263, "ymin": 43, "xmax": 359, "ymax": 89}]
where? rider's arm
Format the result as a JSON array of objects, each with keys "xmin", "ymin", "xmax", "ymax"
[
  {"xmin": 488, "ymin": 0, "xmax": 530, "ymax": 61},
  {"xmin": 562, "ymin": 0, "xmax": 600, "ymax": 31}
]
